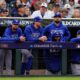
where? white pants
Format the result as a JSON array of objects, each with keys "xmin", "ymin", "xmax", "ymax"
[{"xmin": 71, "ymin": 63, "xmax": 80, "ymax": 75}]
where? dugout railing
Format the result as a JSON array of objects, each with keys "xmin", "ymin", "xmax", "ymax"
[
  {"xmin": 0, "ymin": 18, "xmax": 80, "ymax": 75},
  {"xmin": 0, "ymin": 40, "xmax": 79, "ymax": 75}
]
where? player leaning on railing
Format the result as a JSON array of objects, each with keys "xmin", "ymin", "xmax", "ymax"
[
  {"xmin": 70, "ymin": 30, "xmax": 80, "ymax": 75},
  {"xmin": 43, "ymin": 12, "xmax": 71, "ymax": 75},
  {"xmin": 21, "ymin": 16, "xmax": 47, "ymax": 75},
  {"xmin": 0, "ymin": 19, "xmax": 25, "ymax": 75}
]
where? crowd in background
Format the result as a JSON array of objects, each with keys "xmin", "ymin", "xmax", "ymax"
[{"xmin": 0, "ymin": 0, "xmax": 80, "ymax": 18}]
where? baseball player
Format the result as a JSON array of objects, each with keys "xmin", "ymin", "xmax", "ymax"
[
  {"xmin": 70, "ymin": 30, "xmax": 80, "ymax": 75},
  {"xmin": 21, "ymin": 16, "xmax": 47, "ymax": 75},
  {"xmin": 0, "ymin": 19, "xmax": 25, "ymax": 75},
  {"xmin": 43, "ymin": 12, "xmax": 71, "ymax": 75}
]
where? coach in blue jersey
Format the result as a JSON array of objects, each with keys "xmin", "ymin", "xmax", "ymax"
[
  {"xmin": 43, "ymin": 12, "xmax": 71, "ymax": 75},
  {"xmin": 44, "ymin": 12, "xmax": 70, "ymax": 41},
  {"xmin": 0, "ymin": 20, "xmax": 25, "ymax": 75},
  {"xmin": 70, "ymin": 30, "xmax": 80, "ymax": 75},
  {"xmin": 21, "ymin": 16, "xmax": 47, "ymax": 75}
]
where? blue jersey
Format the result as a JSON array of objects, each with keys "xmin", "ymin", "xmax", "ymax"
[
  {"xmin": 70, "ymin": 37, "xmax": 80, "ymax": 63},
  {"xmin": 24, "ymin": 23, "xmax": 43, "ymax": 41},
  {"xmin": 43, "ymin": 49, "xmax": 61, "ymax": 73},
  {"xmin": 43, "ymin": 22, "xmax": 71, "ymax": 41},
  {"xmin": 43, "ymin": 22, "xmax": 70, "ymax": 73},
  {"xmin": 3, "ymin": 26, "xmax": 23, "ymax": 41}
]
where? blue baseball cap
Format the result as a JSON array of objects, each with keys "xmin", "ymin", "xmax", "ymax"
[
  {"xmin": 54, "ymin": 12, "xmax": 61, "ymax": 17},
  {"xmin": 34, "ymin": 16, "xmax": 43, "ymax": 22},
  {"xmin": 77, "ymin": 30, "xmax": 80, "ymax": 35},
  {"xmin": 12, "ymin": 20, "xmax": 20, "ymax": 25}
]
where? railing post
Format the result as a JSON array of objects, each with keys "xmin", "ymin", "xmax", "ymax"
[
  {"xmin": 32, "ymin": 49, "xmax": 39, "ymax": 69},
  {"xmin": 15, "ymin": 49, "xmax": 21, "ymax": 75},
  {"xmin": 62, "ymin": 49, "xmax": 67, "ymax": 75}
]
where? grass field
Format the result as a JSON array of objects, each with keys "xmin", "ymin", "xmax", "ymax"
[{"xmin": 0, "ymin": 77, "xmax": 80, "ymax": 80}]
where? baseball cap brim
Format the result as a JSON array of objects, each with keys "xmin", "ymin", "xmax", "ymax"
[
  {"xmin": 34, "ymin": 16, "xmax": 43, "ymax": 22},
  {"xmin": 34, "ymin": 19, "xmax": 43, "ymax": 22},
  {"xmin": 41, "ymin": 2, "xmax": 48, "ymax": 8},
  {"xmin": 12, "ymin": 20, "xmax": 20, "ymax": 25}
]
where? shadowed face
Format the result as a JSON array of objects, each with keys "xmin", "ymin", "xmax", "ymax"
[
  {"xmin": 52, "ymin": 36, "xmax": 61, "ymax": 41},
  {"xmin": 54, "ymin": 36, "xmax": 60, "ymax": 41},
  {"xmin": 40, "ymin": 6, "xmax": 47, "ymax": 14},
  {"xmin": 34, "ymin": 21, "xmax": 42, "ymax": 28},
  {"xmin": 12, "ymin": 24, "xmax": 19, "ymax": 31},
  {"xmin": 53, "ymin": 17, "xmax": 61, "ymax": 24},
  {"xmin": 18, "ymin": 6, "xmax": 26, "ymax": 13}
]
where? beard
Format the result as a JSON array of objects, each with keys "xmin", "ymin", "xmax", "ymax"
[
  {"xmin": 37, "ymin": 24, "xmax": 41, "ymax": 27},
  {"xmin": 12, "ymin": 28, "xmax": 17, "ymax": 32},
  {"xmin": 54, "ymin": 20, "xmax": 61, "ymax": 24}
]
